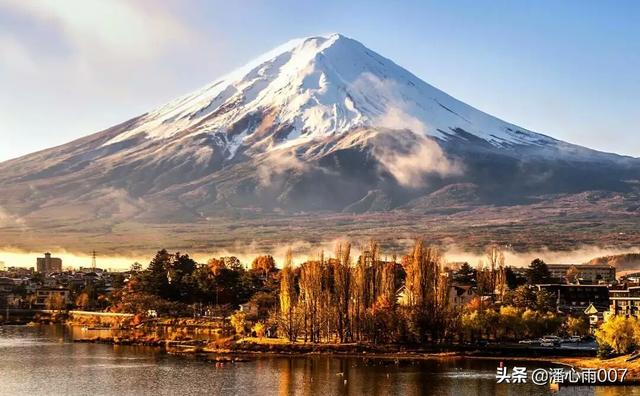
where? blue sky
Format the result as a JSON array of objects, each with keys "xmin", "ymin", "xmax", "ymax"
[{"xmin": 0, "ymin": 0, "xmax": 638, "ymax": 161}]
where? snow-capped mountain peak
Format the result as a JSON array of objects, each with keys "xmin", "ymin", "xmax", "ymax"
[
  {"xmin": 0, "ymin": 33, "xmax": 637, "ymax": 230},
  {"xmin": 104, "ymin": 33, "xmax": 555, "ymax": 156}
]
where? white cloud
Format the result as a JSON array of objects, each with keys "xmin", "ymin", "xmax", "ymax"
[
  {"xmin": 0, "ymin": 0, "xmax": 224, "ymax": 161},
  {"xmin": 0, "ymin": 205, "xmax": 26, "ymax": 228},
  {"xmin": 373, "ymin": 125, "xmax": 462, "ymax": 188},
  {"xmin": 375, "ymin": 105, "xmax": 428, "ymax": 135},
  {"xmin": 372, "ymin": 105, "xmax": 463, "ymax": 188},
  {"xmin": 257, "ymin": 149, "xmax": 309, "ymax": 186},
  {"xmin": 349, "ymin": 73, "xmax": 463, "ymax": 187},
  {"xmin": 0, "ymin": 34, "xmax": 37, "ymax": 73},
  {"xmin": 1, "ymin": 0, "xmax": 192, "ymax": 61}
]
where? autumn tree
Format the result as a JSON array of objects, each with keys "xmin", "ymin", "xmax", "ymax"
[
  {"xmin": 45, "ymin": 293, "xmax": 66, "ymax": 311},
  {"xmin": 230, "ymin": 311, "xmax": 247, "ymax": 336},
  {"xmin": 566, "ymin": 265, "xmax": 579, "ymax": 283},
  {"xmin": 476, "ymin": 261, "xmax": 493, "ymax": 299},
  {"xmin": 207, "ymin": 258, "xmax": 226, "ymax": 276},
  {"xmin": 596, "ymin": 315, "xmax": 638, "ymax": 355},
  {"xmin": 564, "ymin": 316, "xmax": 589, "ymax": 337},
  {"xmin": 536, "ymin": 289, "xmax": 557, "ymax": 312},
  {"xmin": 298, "ymin": 259, "xmax": 323, "ymax": 342},
  {"xmin": 75, "ymin": 291, "xmax": 90, "ymax": 310},
  {"xmin": 332, "ymin": 242, "xmax": 352, "ymax": 343},
  {"xmin": 402, "ymin": 240, "xmax": 450, "ymax": 342},
  {"xmin": 279, "ymin": 248, "xmax": 298, "ymax": 341},
  {"xmin": 251, "ymin": 255, "xmax": 276, "ymax": 278},
  {"xmin": 486, "ymin": 245, "xmax": 507, "ymax": 300},
  {"xmin": 508, "ymin": 285, "xmax": 537, "ymax": 310},
  {"xmin": 351, "ymin": 241, "xmax": 376, "ymax": 341},
  {"xmin": 379, "ymin": 261, "xmax": 399, "ymax": 306}
]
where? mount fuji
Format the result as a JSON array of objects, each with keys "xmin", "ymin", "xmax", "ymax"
[{"xmin": 1, "ymin": 34, "xmax": 638, "ymax": 252}]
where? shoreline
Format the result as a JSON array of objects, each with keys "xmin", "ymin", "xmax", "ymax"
[
  {"xmin": 9, "ymin": 321, "xmax": 635, "ymax": 385},
  {"xmin": 72, "ymin": 333, "xmax": 595, "ymax": 362},
  {"xmin": 74, "ymin": 335, "xmax": 640, "ymax": 382},
  {"xmin": 22, "ymin": 321, "xmax": 638, "ymax": 384}
]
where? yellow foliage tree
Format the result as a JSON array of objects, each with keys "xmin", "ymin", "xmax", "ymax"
[
  {"xmin": 252, "ymin": 322, "xmax": 266, "ymax": 338},
  {"xmin": 279, "ymin": 248, "xmax": 298, "ymax": 341},
  {"xmin": 596, "ymin": 315, "xmax": 638, "ymax": 355},
  {"xmin": 230, "ymin": 311, "xmax": 247, "ymax": 336}
]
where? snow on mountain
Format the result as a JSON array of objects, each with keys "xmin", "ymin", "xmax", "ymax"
[{"xmin": 103, "ymin": 33, "xmax": 557, "ymax": 157}]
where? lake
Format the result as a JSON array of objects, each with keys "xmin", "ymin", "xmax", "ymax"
[{"xmin": 0, "ymin": 325, "xmax": 638, "ymax": 395}]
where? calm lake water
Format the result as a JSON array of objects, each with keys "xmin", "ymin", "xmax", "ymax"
[{"xmin": 0, "ymin": 325, "xmax": 639, "ymax": 396}]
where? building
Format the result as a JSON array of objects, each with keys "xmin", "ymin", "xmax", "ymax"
[
  {"xmin": 33, "ymin": 287, "xmax": 70, "ymax": 309},
  {"xmin": 536, "ymin": 284, "xmax": 609, "ymax": 313},
  {"xmin": 584, "ymin": 303, "xmax": 603, "ymax": 333},
  {"xmin": 0, "ymin": 277, "xmax": 14, "ymax": 293},
  {"xmin": 621, "ymin": 272, "xmax": 640, "ymax": 283},
  {"xmin": 3, "ymin": 267, "xmax": 35, "ymax": 277},
  {"xmin": 608, "ymin": 285, "xmax": 640, "ymax": 317},
  {"xmin": 36, "ymin": 252, "xmax": 62, "ymax": 274},
  {"xmin": 546, "ymin": 264, "xmax": 616, "ymax": 283}
]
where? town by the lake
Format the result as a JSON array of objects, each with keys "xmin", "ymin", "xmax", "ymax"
[{"xmin": 2, "ymin": 245, "xmax": 640, "ymax": 394}]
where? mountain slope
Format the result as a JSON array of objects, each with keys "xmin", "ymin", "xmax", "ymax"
[{"xmin": 0, "ymin": 33, "xmax": 638, "ymax": 233}]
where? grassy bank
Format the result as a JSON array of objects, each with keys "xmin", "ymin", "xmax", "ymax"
[
  {"xmin": 71, "ymin": 330, "xmax": 596, "ymax": 357},
  {"xmin": 557, "ymin": 355, "xmax": 640, "ymax": 381}
]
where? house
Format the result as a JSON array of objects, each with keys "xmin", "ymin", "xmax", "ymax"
[
  {"xmin": 584, "ymin": 303, "xmax": 603, "ymax": 333},
  {"xmin": 397, "ymin": 284, "xmax": 477, "ymax": 308},
  {"xmin": 448, "ymin": 285, "xmax": 476, "ymax": 308},
  {"xmin": 239, "ymin": 301, "xmax": 259, "ymax": 317}
]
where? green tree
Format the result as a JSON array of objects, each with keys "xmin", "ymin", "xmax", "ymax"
[
  {"xmin": 140, "ymin": 249, "xmax": 172, "ymax": 299},
  {"xmin": 130, "ymin": 262, "xmax": 143, "ymax": 272},
  {"xmin": 504, "ymin": 266, "xmax": 523, "ymax": 289},
  {"xmin": 138, "ymin": 250, "xmax": 199, "ymax": 303},
  {"xmin": 168, "ymin": 252, "xmax": 197, "ymax": 302},
  {"xmin": 527, "ymin": 258, "xmax": 551, "ymax": 284},
  {"xmin": 453, "ymin": 262, "xmax": 476, "ymax": 285},
  {"xmin": 536, "ymin": 289, "xmax": 557, "ymax": 312}
]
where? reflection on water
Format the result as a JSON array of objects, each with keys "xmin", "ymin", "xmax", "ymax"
[
  {"xmin": 0, "ymin": 325, "xmax": 639, "ymax": 396},
  {"xmin": 65, "ymin": 323, "xmax": 225, "ymax": 342}
]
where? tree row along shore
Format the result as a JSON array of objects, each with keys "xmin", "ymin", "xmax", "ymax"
[{"xmin": 60, "ymin": 240, "xmax": 592, "ymax": 350}]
